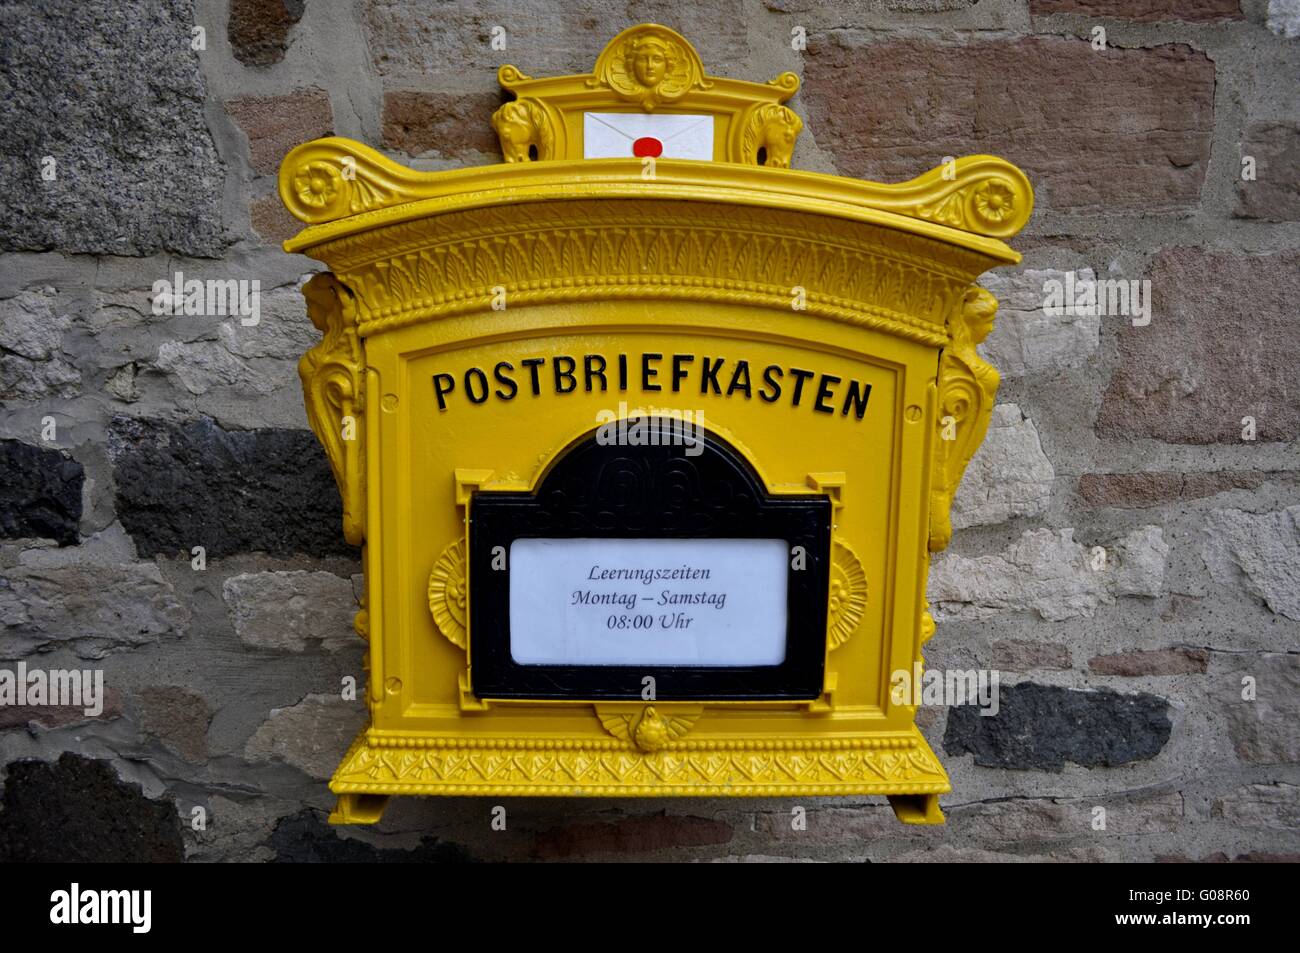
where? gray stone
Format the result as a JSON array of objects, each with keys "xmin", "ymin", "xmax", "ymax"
[
  {"xmin": 893, "ymin": 844, "xmax": 1114, "ymax": 862},
  {"xmin": 1113, "ymin": 525, "xmax": 1170, "ymax": 598},
  {"xmin": 109, "ymin": 416, "xmax": 354, "ymax": 559},
  {"xmin": 0, "ymin": 352, "xmax": 80, "ymax": 402},
  {"xmin": 137, "ymin": 685, "xmax": 213, "ymax": 763},
  {"xmin": 1089, "ymin": 791, "xmax": 1187, "ymax": 835},
  {"xmin": 1202, "ymin": 506, "xmax": 1300, "ymax": 620},
  {"xmin": 1268, "ymin": 0, "xmax": 1300, "ymax": 38},
  {"xmin": 753, "ymin": 805, "xmax": 901, "ymax": 842},
  {"xmin": 147, "ymin": 283, "xmax": 318, "ymax": 394},
  {"xmin": 929, "ymin": 526, "xmax": 1168, "ymax": 621},
  {"xmin": 154, "ymin": 339, "xmax": 275, "ymax": 396},
  {"xmin": 185, "ymin": 794, "xmax": 282, "ymax": 863},
  {"xmin": 950, "ymin": 404, "xmax": 1054, "ymax": 530},
  {"xmin": 1214, "ymin": 783, "xmax": 1300, "ymax": 829},
  {"xmin": 90, "ymin": 287, "xmax": 157, "ymax": 335},
  {"xmin": 361, "ymin": 0, "xmax": 750, "ymax": 79},
  {"xmin": 224, "ymin": 570, "xmax": 358, "ymax": 653},
  {"xmin": 0, "ymin": 289, "xmax": 63, "ymax": 361},
  {"xmin": 0, "ymin": 0, "xmax": 225, "ymax": 256},
  {"xmin": 0, "ymin": 439, "xmax": 83, "ymax": 545},
  {"xmin": 0, "ymin": 526, "xmax": 189, "ymax": 658},
  {"xmin": 0, "ymin": 289, "xmax": 81, "ymax": 399},
  {"xmin": 216, "ymin": 285, "xmax": 319, "ymax": 360},
  {"xmin": 1220, "ymin": 653, "xmax": 1300, "ymax": 764},
  {"xmin": 949, "ymin": 791, "xmax": 1182, "ymax": 841},
  {"xmin": 244, "ymin": 693, "xmax": 366, "ymax": 780},
  {"xmin": 978, "ymin": 269, "xmax": 1100, "ymax": 379},
  {"xmin": 0, "ymin": 753, "xmax": 184, "ymax": 862},
  {"xmin": 706, "ymin": 854, "xmax": 825, "ymax": 863},
  {"xmin": 892, "ymin": 845, "xmax": 1036, "ymax": 863},
  {"xmin": 943, "ymin": 683, "xmax": 1172, "ymax": 770},
  {"xmin": 105, "ymin": 363, "xmax": 141, "ymax": 403}
]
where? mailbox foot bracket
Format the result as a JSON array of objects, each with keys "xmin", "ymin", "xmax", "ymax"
[
  {"xmin": 329, "ymin": 793, "xmax": 390, "ymax": 825},
  {"xmin": 887, "ymin": 793, "xmax": 945, "ymax": 825}
]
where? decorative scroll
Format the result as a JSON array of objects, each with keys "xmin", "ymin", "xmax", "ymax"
[
  {"xmin": 909, "ymin": 158, "xmax": 1034, "ymax": 239},
  {"xmin": 490, "ymin": 97, "xmax": 555, "ymax": 163},
  {"xmin": 920, "ymin": 603, "xmax": 936, "ymax": 646},
  {"xmin": 740, "ymin": 103, "xmax": 802, "ymax": 168},
  {"xmin": 767, "ymin": 72, "xmax": 801, "ymax": 97},
  {"xmin": 588, "ymin": 24, "xmax": 711, "ymax": 110},
  {"xmin": 929, "ymin": 286, "xmax": 1001, "ymax": 552},
  {"xmin": 596, "ymin": 704, "xmax": 703, "ymax": 752},
  {"xmin": 298, "ymin": 272, "xmax": 365, "ymax": 545},
  {"xmin": 280, "ymin": 137, "xmax": 422, "ymax": 225},
  {"xmin": 427, "ymin": 538, "xmax": 468, "ymax": 649},
  {"xmin": 827, "ymin": 539, "xmax": 868, "ymax": 650}
]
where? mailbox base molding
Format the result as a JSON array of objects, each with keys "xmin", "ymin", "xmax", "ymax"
[{"xmin": 327, "ymin": 724, "xmax": 950, "ymax": 824}]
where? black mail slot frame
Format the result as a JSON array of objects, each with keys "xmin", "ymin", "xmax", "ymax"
[{"xmin": 467, "ymin": 418, "xmax": 831, "ymax": 700}]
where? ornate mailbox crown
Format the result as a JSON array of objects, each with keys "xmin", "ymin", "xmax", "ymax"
[
  {"xmin": 280, "ymin": 24, "xmax": 1031, "ymax": 826},
  {"xmin": 490, "ymin": 22, "xmax": 802, "ymax": 165}
]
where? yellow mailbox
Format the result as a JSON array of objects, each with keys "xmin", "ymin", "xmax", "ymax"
[{"xmin": 279, "ymin": 24, "xmax": 1031, "ymax": 825}]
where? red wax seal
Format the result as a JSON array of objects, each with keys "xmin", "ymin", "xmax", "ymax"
[{"xmin": 632, "ymin": 136, "xmax": 663, "ymax": 158}]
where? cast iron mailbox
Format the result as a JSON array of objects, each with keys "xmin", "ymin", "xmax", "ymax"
[{"xmin": 279, "ymin": 24, "xmax": 1032, "ymax": 825}]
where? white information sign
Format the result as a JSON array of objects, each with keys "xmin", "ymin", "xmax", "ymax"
[{"xmin": 509, "ymin": 537, "xmax": 788, "ymax": 666}]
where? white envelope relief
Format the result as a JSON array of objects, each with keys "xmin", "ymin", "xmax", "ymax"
[{"xmin": 582, "ymin": 112, "xmax": 714, "ymax": 160}]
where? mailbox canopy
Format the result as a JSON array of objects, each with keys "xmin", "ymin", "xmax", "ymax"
[{"xmin": 279, "ymin": 24, "xmax": 1031, "ymax": 826}]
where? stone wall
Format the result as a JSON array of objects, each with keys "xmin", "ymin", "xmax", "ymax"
[{"xmin": 1, "ymin": 0, "xmax": 1296, "ymax": 862}]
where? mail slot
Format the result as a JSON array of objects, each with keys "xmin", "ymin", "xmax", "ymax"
[{"xmin": 279, "ymin": 23, "xmax": 1032, "ymax": 825}]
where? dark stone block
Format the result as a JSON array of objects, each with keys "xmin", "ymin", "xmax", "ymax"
[
  {"xmin": 269, "ymin": 810, "xmax": 475, "ymax": 862},
  {"xmin": 0, "ymin": 753, "xmax": 183, "ymax": 862},
  {"xmin": 110, "ymin": 416, "xmax": 355, "ymax": 559},
  {"xmin": 943, "ymin": 682, "xmax": 1172, "ymax": 770},
  {"xmin": 0, "ymin": 439, "xmax": 83, "ymax": 545}
]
